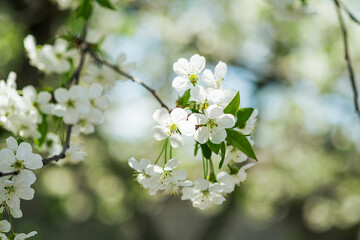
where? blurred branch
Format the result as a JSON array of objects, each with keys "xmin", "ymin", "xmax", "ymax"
[
  {"xmin": 88, "ymin": 50, "xmax": 171, "ymax": 112},
  {"xmin": 334, "ymin": 0, "xmax": 360, "ymax": 118},
  {"xmin": 339, "ymin": 1, "xmax": 360, "ymax": 25}
]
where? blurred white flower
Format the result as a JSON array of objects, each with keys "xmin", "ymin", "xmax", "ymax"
[{"xmin": 202, "ymin": 61, "xmax": 227, "ymax": 89}]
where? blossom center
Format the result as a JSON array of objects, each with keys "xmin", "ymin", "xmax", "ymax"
[
  {"xmin": 13, "ymin": 160, "xmax": 24, "ymax": 170},
  {"xmin": 169, "ymin": 123, "xmax": 178, "ymax": 134},
  {"xmin": 66, "ymin": 99, "xmax": 75, "ymax": 108},
  {"xmin": 188, "ymin": 74, "xmax": 199, "ymax": 86}
]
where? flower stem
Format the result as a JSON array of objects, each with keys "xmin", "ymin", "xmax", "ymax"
[
  {"xmin": 207, "ymin": 158, "xmax": 217, "ymax": 183},
  {"xmin": 155, "ymin": 139, "xmax": 167, "ymax": 164},
  {"xmin": 202, "ymin": 155, "xmax": 206, "ymax": 179},
  {"xmin": 170, "ymin": 145, "xmax": 173, "ymax": 159},
  {"xmin": 164, "ymin": 138, "xmax": 168, "ymax": 164}
]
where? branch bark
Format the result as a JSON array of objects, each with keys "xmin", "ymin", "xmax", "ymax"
[
  {"xmin": 334, "ymin": 0, "xmax": 360, "ymax": 117},
  {"xmin": 88, "ymin": 50, "xmax": 171, "ymax": 112}
]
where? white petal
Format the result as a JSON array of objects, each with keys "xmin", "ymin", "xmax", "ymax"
[
  {"xmin": 0, "ymin": 149, "xmax": 15, "ymax": 172},
  {"xmin": 172, "ymin": 169, "xmax": 187, "ymax": 180},
  {"xmin": 145, "ymin": 165, "xmax": 162, "ymax": 176},
  {"xmin": 189, "ymin": 54, "xmax": 205, "ymax": 73},
  {"xmin": 139, "ymin": 159, "xmax": 151, "ymax": 170},
  {"xmin": 188, "ymin": 113, "xmax": 208, "ymax": 125},
  {"xmin": 54, "ymin": 88, "xmax": 69, "ymax": 103},
  {"xmin": 0, "ymin": 220, "xmax": 10, "ymax": 233},
  {"xmin": 205, "ymin": 105, "xmax": 224, "ymax": 119},
  {"xmin": 152, "ymin": 126, "xmax": 170, "ymax": 141},
  {"xmin": 95, "ymin": 96, "xmax": 110, "ymax": 109},
  {"xmin": 202, "ymin": 69, "xmax": 216, "ymax": 88},
  {"xmin": 209, "ymin": 127, "xmax": 227, "ymax": 144},
  {"xmin": 75, "ymin": 100, "xmax": 90, "ymax": 113},
  {"xmin": 214, "ymin": 61, "xmax": 227, "ymax": 80},
  {"xmin": 89, "ymin": 83, "xmax": 103, "ymax": 98},
  {"xmin": 218, "ymin": 114, "xmax": 235, "ymax": 129},
  {"xmin": 128, "ymin": 157, "xmax": 141, "ymax": 172},
  {"xmin": 194, "ymin": 179, "xmax": 209, "ymax": 191},
  {"xmin": 24, "ymin": 153, "xmax": 43, "ymax": 170},
  {"xmin": 37, "ymin": 91, "xmax": 51, "ymax": 103},
  {"xmin": 15, "ymin": 143, "xmax": 32, "ymax": 161},
  {"xmin": 194, "ymin": 127, "xmax": 209, "ymax": 144},
  {"xmin": 164, "ymin": 158, "xmax": 180, "ymax": 171},
  {"xmin": 169, "ymin": 133, "xmax": 184, "ymax": 148},
  {"xmin": 190, "ymin": 85, "xmax": 206, "ymax": 103},
  {"xmin": 153, "ymin": 108, "xmax": 171, "ymax": 125},
  {"xmin": 17, "ymin": 170, "xmax": 36, "ymax": 185},
  {"xmin": 172, "ymin": 76, "xmax": 190, "ymax": 92},
  {"xmin": 63, "ymin": 109, "xmax": 79, "ymax": 124},
  {"xmin": 170, "ymin": 108, "xmax": 188, "ymax": 124},
  {"xmin": 22, "ymin": 86, "xmax": 37, "ymax": 102},
  {"xmin": 6, "ymin": 136, "xmax": 18, "ymax": 152},
  {"xmin": 178, "ymin": 120, "xmax": 195, "ymax": 136},
  {"xmin": 173, "ymin": 58, "xmax": 190, "ymax": 77}
]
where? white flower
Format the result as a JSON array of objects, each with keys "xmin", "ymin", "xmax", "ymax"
[
  {"xmin": 181, "ymin": 179, "xmax": 225, "ymax": 210},
  {"xmin": 53, "ymin": 86, "xmax": 90, "ymax": 124},
  {"xmin": 83, "ymin": 64, "xmax": 116, "ymax": 89},
  {"xmin": 217, "ymin": 163, "xmax": 256, "ymax": 194},
  {"xmin": 202, "ymin": 61, "xmax": 227, "ymax": 89},
  {"xmin": 22, "ymin": 86, "xmax": 53, "ymax": 114},
  {"xmin": 189, "ymin": 105, "xmax": 235, "ymax": 144},
  {"xmin": 144, "ymin": 159, "xmax": 192, "ymax": 195},
  {"xmin": 152, "ymin": 108, "xmax": 195, "ymax": 148},
  {"xmin": 172, "ymin": 54, "xmax": 206, "ymax": 91},
  {"xmin": 223, "ymin": 145, "xmax": 247, "ymax": 166},
  {"xmin": 0, "ymin": 137, "xmax": 42, "ymax": 183},
  {"xmin": 128, "ymin": 157, "xmax": 153, "ymax": 188},
  {"xmin": 41, "ymin": 133, "xmax": 62, "ymax": 156},
  {"xmin": 0, "ymin": 220, "xmax": 10, "ymax": 234},
  {"xmin": 240, "ymin": 109, "xmax": 258, "ymax": 135},
  {"xmin": 14, "ymin": 231, "xmax": 37, "ymax": 240},
  {"xmin": 24, "ymin": 35, "xmax": 77, "ymax": 74},
  {"xmin": 0, "ymin": 175, "xmax": 35, "ymax": 218},
  {"xmin": 61, "ymin": 144, "xmax": 86, "ymax": 164}
]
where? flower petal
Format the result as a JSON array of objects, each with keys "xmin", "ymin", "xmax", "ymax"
[
  {"xmin": 190, "ymin": 85, "xmax": 206, "ymax": 103},
  {"xmin": 218, "ymin": 114, "xmax": 235, "ymax": 129},
  {"xmin": 172, "ymin": 76, "xmax": 190, "ymax": 92},
  {"xmin": 173, "ymin": 58, "xmax": 190, "ymax": 77},
  {"xmin": 153, "ymin": 109, "xmax": 171, "ymax": 125},
  {"xmin": 169, "ymin": 133, "xmax": 184, "ymax": 148},
  {"xmin": 153, "ymin": 126, "xmax": 170, "ymax": 141},
  {"xmin": 170, "ymin": 108, "xmax": 188, "ymax": 124}
]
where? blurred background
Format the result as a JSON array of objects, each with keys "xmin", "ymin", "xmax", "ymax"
[{"xmin": 1, "ymin": 0, "xmax": 360, "ymax": 239}]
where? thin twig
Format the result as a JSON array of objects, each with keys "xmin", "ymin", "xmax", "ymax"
[
  {"xmin": 334, "ymin": 0, "xmax": 360, "ymax": 117},
  {"xmin": 340, "ymin": 1, "xmax": 360, "ymax": 25},
  {"xmin": 88, "ymin": 50, "xmax": 171, "ymax": 112}
]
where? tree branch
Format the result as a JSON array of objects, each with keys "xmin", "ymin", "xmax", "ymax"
[
  {"xmin": 88, "ymin": 50, "xmax": 171, "ymax": 112},
  {"xmin": 339, "ymin": 1, "xmax": 360, "ymax": 25},
  {"xmin": 334, "ymin": 0, "xmax": 360, "ymax": 117}
]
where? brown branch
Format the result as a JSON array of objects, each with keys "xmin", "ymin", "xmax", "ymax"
[
  {"xmin": 88, "ymin": 50, "xmax": 171, "ymax": 112},
  {"xmin": 334, "ymin": 0, "xmax": 360, "ymax": 117}
]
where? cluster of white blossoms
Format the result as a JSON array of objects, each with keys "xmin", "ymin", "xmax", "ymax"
[
  {"xmin": 0, "ymin": 72, "xmax": 52, "ymax": 139},
  {"xmin": 0, "ymin": 137, "xmax": 41, "ymax": 239},
  {"xmin": 129, "ymin": 54, "xmax": 258, "ymax": 210}
]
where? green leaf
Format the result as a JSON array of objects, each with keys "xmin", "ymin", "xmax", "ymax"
[
  {"xmin": 226, "ymin": 129, "xmax": 257, "ymax": 160},
  {"xmin": 235, "ymin": 108, "xmax": 254, "ymax": 128},
  {"xmin": 219, "ymin": 142, "xmax": 226, "ymax": 169},
  {"xmin": 201, "ymin": 143, "xmax": 212, "ymax": 159},
  {"xmin": 177, "ymin": 89, "xmax": 191, "ymax": 107},
  {"xmin": 95, "ymin": 0, "xmax": 116, "ymax": 9},
  {"xmin": 194, "ymin": 142, "xmax": 200, "ymax": 157},
  {"xmin": 75, "ymin": 0, "xmax": 93, "ymax": 20},
  {"xmin": 223, "ymin": 91, "xmax": 240, "ymax": 116},
  {"xmin": 35, "ymin": 115, "xmax": 48, "ymax": 149},
  {"xmin": 206, "ymin": 141, "xmax": 221, "ymax": 155}
]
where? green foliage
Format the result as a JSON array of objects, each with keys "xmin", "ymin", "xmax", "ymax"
[
  {"xmin": 201, "ymin": 143, "xmax": 212, "ymax": 159},
  {"xmin": 219, "ymin": 142, "xmax": 226, "ymax": 169},
  {"xmin": 194, "ymin": 142, "xmax": 200, "ymax": 157},
  {"xmin": 34, "ymin": 115, "xmax": 48, "ymax": 149},
  {"xmin": 206, "ymin": 141, "xmax": 221, "ymax": 155},
  {"xmin": 95, "ymin": 0, "xmax": 116, "ymax": 10},
  {"xmin": 75, "ymin": 0, "xmax": 93, "ymax": 20},
  {"xmin": 235, "ymin": 108, "xmax": 254, "ymax": 128},
  {"xmin": 223, "ymin": 91, "xmax": 240, "ymax": 116},
  {"xmin": 226, "ymin": 129, "xmax": 257, "ymax": 160},
  {"xmin": 177, "ymin": 89, "xmax": 191, "ymax": 107}
]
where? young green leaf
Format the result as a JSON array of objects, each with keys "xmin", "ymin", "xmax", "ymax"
[
  {"xmin": 235, "ymin": 108, "xmax": 254, "ymax": 128},
  {"xmin": 201, "ymin": 143, "xmax": 212, "ymax": 159},
  {"xmin": 177, "ymin": 89, "xmax": 191, "ymax": 107},
  {"xmin": 219, "ymin": 142, "xmax": 226, "ymax": 169},
  {"xmin": 225, "ymin": 129, "xmax": 257, "ymax": 160},
  {"xmin": 95, "ymin": 0, "xmax": 116, "ymax": 10},
  {"xmin": 75, "ymin": 0, "xmax": 93, "ymax": 20},
  {"xmin": 206, "ymin": 141, "xmax": 221, "ymax": 155},
  {"xmin": 223, "ymin": 91, "xmax": 240, "ymax": 116},
  {"xmin": 194, "ymin": 142, "xmax": 200, "ymax": 157}
]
